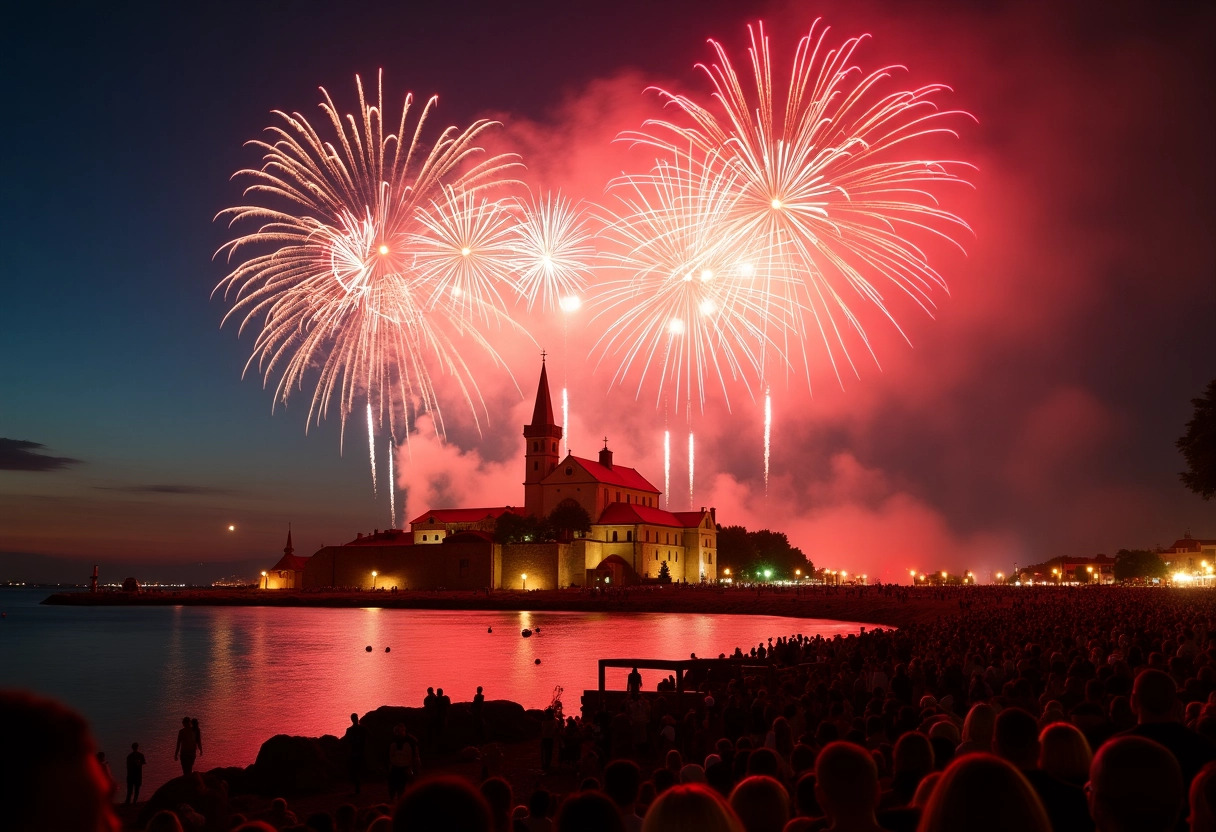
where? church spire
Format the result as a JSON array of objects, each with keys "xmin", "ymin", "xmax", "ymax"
[
  {"xmin": 529, "ymin": 353, "xmax": 557, "ymax": 430},
  {"xmin": 283, "ymin": 525, "xmax": 294, "ymax": 557}
]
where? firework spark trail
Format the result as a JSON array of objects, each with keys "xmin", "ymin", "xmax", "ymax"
[
  {"xmin": 509, "ymin": 192, "xmax": 595, "ymax": 312},
  {"xmin": 387, "ymin": 438, "xmax": 397, "ymax": 528},
  {"xmin": 688, "ymin": 431, "xmax": 695, "ymax": 508},
  {"xmin": 626, "ymin": 20, "xmax": 973, "ymax": 388},
  {"xmin": 764, "ymin": 387, "xmax": 772, "ymax": 495},
  {"xmin": 664, "ymin": 429, "xmax": 671, "ymax": 509},
  {"xmin": 367, "ymin": 402, "xmax": 378, "ymax": 496},
  {"xmin": 215, "ymin": 72, "xmax": 524, "ymax": 465}
]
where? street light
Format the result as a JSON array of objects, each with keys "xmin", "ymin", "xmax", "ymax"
[
  {"xmin": 996, "ymin": 572, "xmax": 1004, "ymax": 583},
  {"xmin": 371, "ymin": 570, "xmax": 378, "ymax": 591},
  {"xmin": 261, "ymin": 570, "xmax": 268, "ymax": 589},
  {"xmin": 795, "ymin": 569, "xmax": 802, "ymax": 579},
  {"xmin": 763, "ymin": 569, "xmax": 772, "ymax": 581},
  {"xmin": 521, "ymin": 573, "xmax": 528, "ymax": 590},
  {"xmin": 1086, "ymin": 566, "xmax": 1094, "ymax": 584},
  {"xmin": 1052, "ymin": 567, "xmax": 1060, "ymax": 585}
]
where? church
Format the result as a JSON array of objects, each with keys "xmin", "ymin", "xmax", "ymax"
[{"xmin": 269, "ymin": 361, "xmax": 718, "ymax": 590}]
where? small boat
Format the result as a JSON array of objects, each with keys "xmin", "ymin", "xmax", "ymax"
[{"xmin": 521, "ymin": 628, "xmax": 533, "ymax": 638}]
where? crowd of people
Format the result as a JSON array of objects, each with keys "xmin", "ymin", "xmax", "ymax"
[{"xmin": 5, "ymin": 586, "xmax": 1216, "ymax": 831}]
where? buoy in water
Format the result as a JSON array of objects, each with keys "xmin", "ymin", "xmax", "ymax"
[
  {"xmin": 487, "ymin": 627, "xmax": 492, "ymax": 633},
  {"xmin": 521, "ymin": 629, "xmax": 532, "ymax": 638},
  {"xmin": 385, "ymin": 647, "xmax": 391, "ymax": 653},
  {"xmin": 534, "ymin": 658, "xmax": 541, "ymax": 665},
  {"xmin": 365, "ymin": 645, "xmax": 373, "ymax": 652}
]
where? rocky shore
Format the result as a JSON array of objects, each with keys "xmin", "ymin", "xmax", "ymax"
[
  {"xmin": 43, "ymin": 585, "xmax": 954, "ymax": 628},
  {"xmin": 131, "ymin": 698, "xmax": 541, "ymax": 830}
]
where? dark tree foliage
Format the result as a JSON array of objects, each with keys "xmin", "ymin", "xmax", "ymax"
[
  {"xmin": 1178, "ymin": 378, "xmax": 1216, "ymax": 500},
  {"xmin": 1073, "ymin": 565, "xmax": 1089, "ymax": 583},
  {"xmin": 657, "ymin": 561, "xmax": 671, "ymax": 583},
  {"xmin": 716, "ymin": 524, "xmax": 812, "ymax": 580},
  {"xmin": 493, "ymin": 512, "xmax": 550, "ymax": 544},
  {"xmin": 549, "ymin": 500, "xmax": 592, "ymax": 538},
  {"xmin": 1113, "ymin": 549, "xmax": 1167, "ymax": 581}
]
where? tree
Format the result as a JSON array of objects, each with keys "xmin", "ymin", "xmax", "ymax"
[
  {"xmin": 493, "ymin": 512, "xmax": 550, "ymax": 544},
  {"xmin": 1073, "ymin": 565, "xmax": 1089, "ymax": 583},
  {"xmin": 657, "ymin": 561, "xmax": 671, "ymax": 583},
  {"xmin": 1113, "ymin": 549, "xmax": 1166, "ymax": 581},
  {"xmin": 1178, "ymin": 378, "xmax": 1216, "ymax": 500},
  {"xmin": 716, "ymin": 524, "xmax": 813, "ymax": 580},
  {"xmin": 548, "ymin": 500, "xmax": 591, "ymax": 541}
]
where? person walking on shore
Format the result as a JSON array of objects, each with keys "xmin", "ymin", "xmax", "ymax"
[
  {"xmin": 472, "ymin": 686, "xmax": 486, "ymax": 744},
  {"xmin": 174, "ymin": 716, "xmax": 199, "ymax": 776},
  {"xmin": 190, "ymin": 718, "xmax": 203, "ymax": 758},
  {"xmin": 343, "ymin": 712, "xmax": 367, "ymax": 795},
  {"xmin": 125, "ymin": 742, "xmax": 146, "ymax": 804}
]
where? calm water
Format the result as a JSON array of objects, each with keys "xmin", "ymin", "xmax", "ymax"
[{"xmin": 0, "ymin": 588, "xmax": 874, "ymax": 792}]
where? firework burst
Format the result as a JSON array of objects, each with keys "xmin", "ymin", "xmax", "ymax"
[
  {"xmin": 591, "ymin": 149, "xmax": 803, "ymax": 413},
  {"xmin": 628, "ymin": 19, "xmax": 973, "ymax": 384},
  {"xmin": 508, "ymin": 191, "xmax": 595, "ymax": 313},
  {"xmin": 214, "ymin": 73, "xmax": 523, "ymax": 451}
]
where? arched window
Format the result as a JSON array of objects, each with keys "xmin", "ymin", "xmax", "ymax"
[
  {"xmin": 532, "ymin": 441, "xmax": 538, "ymax": 452},
  {"xmin": 534, "ymin": 461, "xmax": 539, "ymax": 471},
  {"xmin": 612, "ymin": 531, "xmax": 618, "ymax": 542},
  {"xmin": 708, "ymin": 553, "xmax": 712, "ymax": 563}
]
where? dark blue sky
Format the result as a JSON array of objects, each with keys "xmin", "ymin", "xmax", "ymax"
[{"xmin": 2, "ymin": 0, "xmax": 1212, "ymax": 580}]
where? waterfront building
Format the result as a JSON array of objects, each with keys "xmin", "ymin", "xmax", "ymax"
[{"xmin": 264, "ymin": 360, "xmax": 717, "ymax": 590}]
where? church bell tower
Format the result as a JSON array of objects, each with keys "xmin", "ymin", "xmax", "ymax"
[{"xmin": 523, "ymin": 357, "xmax": 562, "ymax": 517}]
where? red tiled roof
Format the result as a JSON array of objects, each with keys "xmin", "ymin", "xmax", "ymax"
[
  {"xmin": 270, "ymin": 553, "xmax": 310, "ymax": 571},
  {"xmin": 409, "ymin": 506, "xmax": 524, "ymax": 525},
  {"xmin": 673, "ymin": 511, "xmax": 711, "ymax": 527},
  {"xmin": 598, "ymin": 503, "xmax": 702, "ymax": 528},
  {"xmin": 567, "ymin": 456, "xmax": 659, "ymax": 493}
]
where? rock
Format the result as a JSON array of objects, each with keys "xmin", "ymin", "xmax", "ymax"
[
  {"xmin": 247, "ymin": 733, "xmax": 343, "ymax": 795},
  {"xmin": 137, "ymin": 771, "xmax": 229, "ymax": 830}
]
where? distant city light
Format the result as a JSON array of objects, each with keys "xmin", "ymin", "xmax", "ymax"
[{"xmin": 228, "ymin": 524, "xmax": 236, "ymax": 532}]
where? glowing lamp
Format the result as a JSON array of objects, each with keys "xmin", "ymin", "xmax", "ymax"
[
  {"xmin": 941, "ymin": 571, "xmax": 948, "ymax": 579},
  {"xmin": 841, "ymin": 571, "xmax": 848, "ymax": 578},
  {"xmin": 764, "ymin": 569, "xmax": 772, "ymax": 579},
  {"xmin": 521, "ymin": 573, "xmax": 528, "ymax": 590},
  {"xmin": 795, "ymin": 569, "xmax": 801, "ymax": 577},
  {"xmin": 723, "ymin": 568, "xmax": 730, "ymax": 576},
  {"xmin": 228, "ymin": 524, "xmax": 236, "ymax": 532}
]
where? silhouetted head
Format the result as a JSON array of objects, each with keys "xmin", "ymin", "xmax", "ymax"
[
  {"xmin": 961, "ymin": 703, "xmax": 995, "ymax": 750},
  {"xmin": 604, "ymin": 759, "xmax": 641, "ymax": 809},
  {"xmin": 1189, "ymin": 761, "xmax": 1216, "ymax": 832},
  {"xmin": 729, "ymin": 775, "xmax": 788, "ymax": 832},
  {"xmin": 1132, "ymin": 669, "xmax": 1179, "ymax": 722},
  {"xmin": 745, "ymin": 747, "xmax": 780, "ymax": 778},
  {"xmin": 1038, "ymin": 722, "xmax": 1092, "ymax": 785},
  {"xmin": 893, "ymin": 731, "xmax": 935, "ymax": 778},
  {"xmin": 0, "ymin": 690, "xmax": 120, "ymax": 832},
  {"xmin": 642, "ymin": 783, "xmax": 743, "ymax": 832},
  {"xmin": 917, "ymin": 753, "xmax": 1050, "ymax": 832},
  {"xmin": 477, "ymin": 686, "xmax": 483, "ymax": 694},
  {"xmin": 1088, "ymin": 737, "xmax": 1182, "ymax": 832},
  {"xmin": 815, "ymin": 741, "xmax": 879, "ymax": 821},
  {"xmin": 393, "ymin": 776, "xmax": 491, "ymax": 832},
  {"xmin": 555, "ymin": 791, "xmax": 625, "ymax": 832},
  {"xmin": 131, "ymin": 742, "xmax": 139, "ymax": 751},
  {"xmin": 182, "ymin": 716, "xmax": 191, "ymax": 727},
  {"xmin": 479, "ymin": 777, "xmax": 512, "ymax": 832},
  {"xmin": 350, "ymin": 712, "xmax": 359, "ymax": 725},
  {"xmin": 993, "ymin": 707, "xmax": 1039, "ymax": 769}
]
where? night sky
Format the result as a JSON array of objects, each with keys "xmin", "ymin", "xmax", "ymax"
[{"xmin": 2, "ymin": 0, "xmax": 1212, "ymax": 582}]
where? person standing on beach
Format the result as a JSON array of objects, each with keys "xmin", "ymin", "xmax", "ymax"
[
  {"xmin": 387, "ymin": 723, "xmax": 420, "ymax": 801},
  {"xmin": 174, "ymin": 716, "xmax": 199, "ymax": 776},
  {"xmin": 343, "ymin": 712, "xmax": 367, "ymax": 795},
  {"xmin": 472, "ymin": 686, "xmax": 486, "ymax": 743},
  {"xmin": 125, "ymin": 742, "xmax": 146, "ymax": 804}
]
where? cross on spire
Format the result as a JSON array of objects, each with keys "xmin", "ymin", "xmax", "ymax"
[
  {"xmin": 603, "ymin": 436, "xmax": 609, "ymax": 449},
  {"xmin": 540, "ymin": 349, "xmax": 547, "ymax": 362}
]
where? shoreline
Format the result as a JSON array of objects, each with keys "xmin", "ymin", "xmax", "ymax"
[{"xmin": 40, "ymin": 587, "xmax": 950, "ymax": 628}]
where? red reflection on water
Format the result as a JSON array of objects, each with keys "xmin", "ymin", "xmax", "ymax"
[{"xmin": 12, "ymin": 604, "xmax": 875, "ymax": 793}]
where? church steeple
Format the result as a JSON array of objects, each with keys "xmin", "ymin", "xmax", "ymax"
[
  {"xmin": 529, "ymin": 355, "xmax": 557, "ymax": 430},
  {"xmin": 283, "ymin": 526, "xmax": 294, "ymax": 557},
  {"xmin": 523, "ymin": 355, "xmax": 563, "ymax": 517}
]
